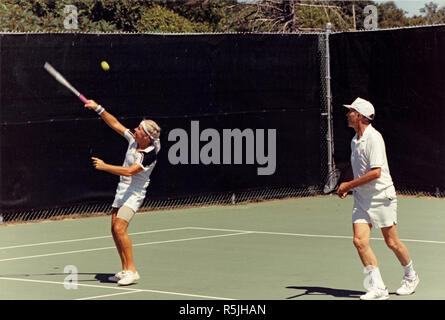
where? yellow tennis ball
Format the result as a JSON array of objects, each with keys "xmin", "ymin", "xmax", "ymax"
[{"xmin": 101, "ymin": 61, "xmax": 110, "ymax": 71}]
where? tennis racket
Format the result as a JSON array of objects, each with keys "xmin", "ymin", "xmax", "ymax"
[
  {"xmin": 323, "ymin": 168, "xmax": 342, "ymax": 194},
  {"xmin": 44, "ymin": 62, "xmax": 89, "ymax": 104}
]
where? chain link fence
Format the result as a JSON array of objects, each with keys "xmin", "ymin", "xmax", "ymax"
[{"xmin": 0, "ymin": 186, "xmax": 320, "ymax": 225}]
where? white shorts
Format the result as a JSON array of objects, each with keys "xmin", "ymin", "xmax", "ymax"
[
  {"xmin": 112, "ymin": 182, "xmax": 146, "ymax": 213},
  {"xmin": 352, "ymin": 186, "xmax": 397, "ymax": 229}
]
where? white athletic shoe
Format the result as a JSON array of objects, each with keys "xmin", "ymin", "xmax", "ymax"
[
  {"xmin": 108, "ymin": 271, "xmax": 125, "ymax": 282},
  {"xmin": 360, "ymin": 287, "xmax": 389, "ymax": 300},
  {"xmin": 396, "ymin": 274, "xmax": 420, "ymax": 295},
  {"xmin": 117, "ymin": 270, "xmax": 140, "ymax": 286}
]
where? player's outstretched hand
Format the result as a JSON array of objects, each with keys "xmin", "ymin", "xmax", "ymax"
[
  {"xmin": 85, "ymin": 100, "xmax": 100, "ymax": 112},
  {"xmin": 91, "ymin": 157, "xmax": 106, "ymax": 171}
]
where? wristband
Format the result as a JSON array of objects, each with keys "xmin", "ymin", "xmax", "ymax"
[{"xmin": 95, "ymin": 105, "xmax": 105, "ymax": 115}]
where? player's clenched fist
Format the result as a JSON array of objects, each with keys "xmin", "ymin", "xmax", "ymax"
[{"xmin": 84, "ymin": 100, "xmax": 100, "ymax": 111}]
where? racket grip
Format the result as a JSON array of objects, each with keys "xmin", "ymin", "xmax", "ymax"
[{"xmin": 78, "ymin": 94, "xmax": 89, "ymax": 104}]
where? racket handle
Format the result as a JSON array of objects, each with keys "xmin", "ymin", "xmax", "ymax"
[{"xmin": 78, "ymin": 94, "xmax": 89, "ymax": 104}]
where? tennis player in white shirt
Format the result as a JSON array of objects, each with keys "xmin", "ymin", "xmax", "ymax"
[
  {"xmin": 337, "ymin": 97, "xmax": 419, "ymax": 300},
  {"xmin": 85, "ymin": 100, "xmax": 161, "ymax": 286}
]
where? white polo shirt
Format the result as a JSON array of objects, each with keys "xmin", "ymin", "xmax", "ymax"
[
  {"xmin": 112, "ymin": 129, "xmax": 160, "ymax": 212},
  {"xmin": 350, "ymin": 124, "xmax": 394, "ymax": 198}
]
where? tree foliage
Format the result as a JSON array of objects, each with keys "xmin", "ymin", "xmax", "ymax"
[
  {"xmin": 0, "ymin": 0, "xmax": 116, "ymax": 32},
  {"xmin": 420, "ymin": 1, "xmax": 445, "ymax": 24},
  {"xmin": 137, "ymin": 4, "xmax": 211, "ymax": 33},
  {"xmin": 227, "ymin": 1, "xmax": 352, "ymax": 32},
  {"xmin": 163, "ymin": 0, "xmax": 237, "ymax": 32},
  {"xmin": 0, "ymin": 0, "xmax": 444, "ymax": 33}
]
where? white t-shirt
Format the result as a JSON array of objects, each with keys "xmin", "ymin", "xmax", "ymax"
[
  {"xmin": 350, "ymin": 124, "xmax": 394, "ymax": 198},
  {"xmin": 112, "ymin": 129, "xmax": 160, "ymax": 211},
  {"xmin": 119, "ymin": 129, "xmax": 160, "ymax": 189}
]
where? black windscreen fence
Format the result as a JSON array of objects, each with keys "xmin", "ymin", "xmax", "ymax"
[
  {"xmin": 0, "ymin": 33, "xmax": 321, "ymax": 211},
  {"xmin": 330, "ymin": 26, "xmax": 445, "ymax": 194},
  {"xmin": 1, "ymin": 27, "xmax": 444, "ymax": 214}
]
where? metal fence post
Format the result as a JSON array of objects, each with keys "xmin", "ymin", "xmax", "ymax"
[{"xmin": 325, "ymin": 23, "xmax": 335, "ymax": 174}]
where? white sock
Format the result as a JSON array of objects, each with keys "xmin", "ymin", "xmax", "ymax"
[
  {"xmin": 366, "ymin": 265, "xmax": 386, "ymax": 289},
  {"xmin": 402, "ymin": 261, "xmax": 416, "ymax": 279}
]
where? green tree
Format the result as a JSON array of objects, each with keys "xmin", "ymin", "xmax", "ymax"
[
  {"xmin": 0, "ymin": 0, "xmax": 116, "ymax": 32},
  {"xmin": 90, "ymin": 0, "xmax": 143, "ymax": 32},
  {"xmin": 376, "ymin": 1, "xmax": 412, "ymax": 28},
  {"xmin": 163, "ymin": 0, "xmax": 238, "ymax": 32},
  {"xmin": 0, "ymin": 0, "xmax": 442, "ymax": 33},
  {"xmin": 0, "ymin": 0, "xmax": 59, "ymax": 32},
  {"xmin": 137, "ymin": 4, "xmax": 211, "ymax": 32}
]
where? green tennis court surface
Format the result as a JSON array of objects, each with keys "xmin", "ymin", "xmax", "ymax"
[{"xmin": 0, "ymin": 196, "xmax": 444, "ymax": 300}]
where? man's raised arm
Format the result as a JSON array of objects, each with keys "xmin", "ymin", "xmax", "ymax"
[{"xmin": 85, "ymin": 100, "xmax": 127, "ymax": 137}]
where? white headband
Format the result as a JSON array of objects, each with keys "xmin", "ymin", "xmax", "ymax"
[{"xmin": 140, "ymin": 121, "xmax": 155, "ymax": 140}]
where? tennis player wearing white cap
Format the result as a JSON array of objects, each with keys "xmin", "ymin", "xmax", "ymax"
[
  {"xmin": 85, "ymin": 100, "xmax": 161, "ymax": 286},
  {"xmin": 337, "ymin": 97, "xmax": 419, "ymax": 300}
]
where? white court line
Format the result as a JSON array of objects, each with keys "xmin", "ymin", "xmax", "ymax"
[
  {"xmin": 0, "ymin": 276, "xmax": 235, "ymax": 300},
  {"xmin": 0, "ymin": 231, "xmax": 252, "ymax": 263},
  {"xmin": 190, "ymin": 226, "xmax": 445, "ymax": 245},
  {"xmin": 76, "ymin": 290, "xmax": 144, "ymax": 300},
  {"xmin": 0, "ymin": 227, "xmax": 192, "ymax": 250}
]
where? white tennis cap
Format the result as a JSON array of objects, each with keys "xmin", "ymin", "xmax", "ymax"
[{"xmin": 343, "ymin": 97, "xmax": 375, "ymax": 120}]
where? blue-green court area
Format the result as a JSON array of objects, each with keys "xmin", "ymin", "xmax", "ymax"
[{"xmin": 0, "ymin": 196, "xmax": 443, "ymax": 300}]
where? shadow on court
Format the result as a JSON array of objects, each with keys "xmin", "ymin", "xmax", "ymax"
[{"xmin": 286, "ymin": 286, "xmax": 365, "ymax": 299}]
